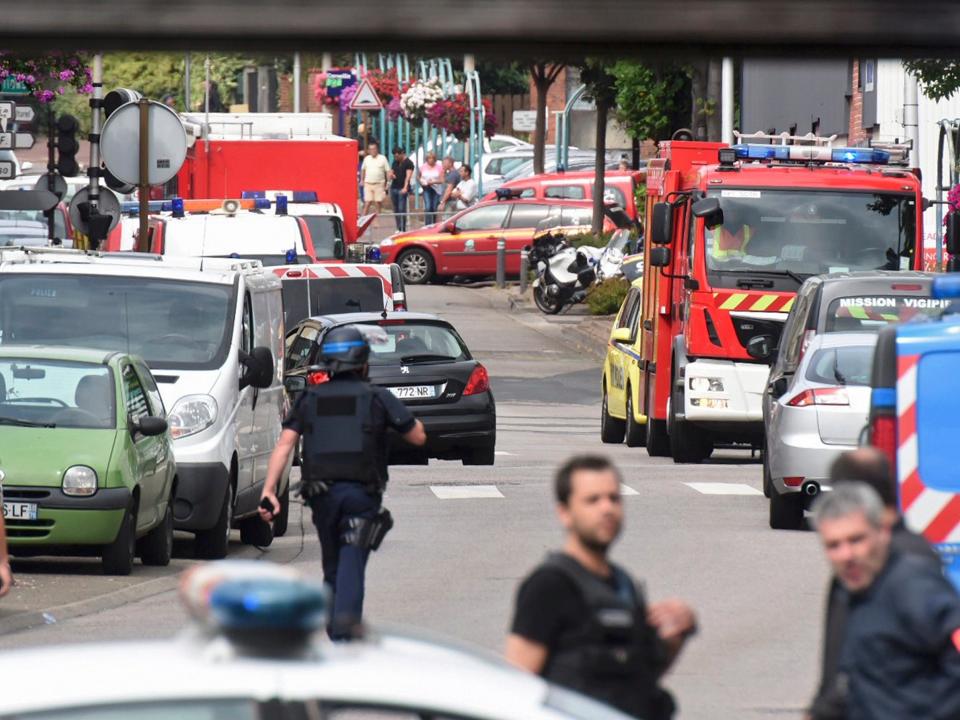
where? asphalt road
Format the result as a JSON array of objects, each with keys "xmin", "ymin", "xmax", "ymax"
[{"xmin": 0, "ymin": 284, "xmax": 829, "ymax": 719}]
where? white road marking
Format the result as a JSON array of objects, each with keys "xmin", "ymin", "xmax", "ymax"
[
  {"xmin": 620, "ymin": 484, "xmax": 639, "ymax": 496},
  {"xmin": 430, "ymin": 485, "xmax": 505, "ymax": 499},
  {"xmin": 494, "ymin": 451, "xmax": 515, "ymax": 456},
  {"xmin": 684, "ymin": 482, "xmax": 763, "ymax": 496}
]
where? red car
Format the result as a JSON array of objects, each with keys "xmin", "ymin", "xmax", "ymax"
[
  {"xmin": 378, "ymin": 198, "xmax": 617, "ymax": 284},
  {"xmin": 483, "ymin": 170, "xmax": 646, "ymax": 221}
]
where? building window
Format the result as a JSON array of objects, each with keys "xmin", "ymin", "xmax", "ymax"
[{"xmin": 863, "ymin": 60, "xmax": 875, "ymax": 93}]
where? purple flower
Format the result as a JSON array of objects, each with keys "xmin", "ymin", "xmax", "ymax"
[
  {"xmin": 56, "ymin": 85, "xmax": 65, "ymax": 95},
  {"xmin": 24, "ymin": 74, "xmax": 34, "ymax": 84},
  {"xmin": 69, "ymin": 57, "xmax": 78, "ymax": 67},
  {"xmin": 0, "ymin": 69, "xmax": 8, "ymax": 79},
  {"xmin": 36, "ymin": 89, "xmax": 55, "ymax": 103},
  {"xmin": 14, "ymin": 73, "xmax": 24, "ymax": 81},
  {"xmin": 81, "ymin": 82, "xmax": 93, "ymax": 94},
  {"xmin": 59, "ymin": 69, "xmax": 74, "ymax": 81}
]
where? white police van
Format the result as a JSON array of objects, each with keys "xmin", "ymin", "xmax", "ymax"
[
  {"xmin": 0, "ymin": 248, "xmax": 291, "ymax": 558},
  {"xmin": 0, "ymin": 562, "xmax": 634, "ymax": 720}
]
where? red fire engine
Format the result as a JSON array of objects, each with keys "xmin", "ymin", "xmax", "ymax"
[{"xmin": 638, "ymin": 135, "xmax": 925, "ymax": 463}]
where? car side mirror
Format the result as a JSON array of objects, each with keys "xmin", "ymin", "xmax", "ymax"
[
  {"xmin": 692, "ymin": 197, "xmax": 724, "ymax": 230},
  {"xmin": 284, "ymin": 375, "xmax": 307, "ymax": 394},
  {"xmin": 240, "ymin": 346, "xmax": 275, "ymax": 390},
  {"xmin": 747, "ymin": 334, "xmax": 775, "ymax": 362},
  {"xmin": 650, "ymin": 202, "xmax": 671, "ymax": 245},
  {"xmin": 649, "ymin": 246, "xmax": 671, "ymax": 268},
  {"xmin": 770, "ymin": 376, "xmax": 789, "ymax": 399},
  {"xmin": 611, "ymin": 327, "xmax": 633, "ymax": 343},
  {"xmin": 135, "ymin": 416, "xmax": 168, "ymax": 437},
  {"xmin": 444, "ymin": 221, "xmax": 458, "ymax": 234},
  {"xmin": 333, "ymin": 239, "xmax": 345, "ymax": 260}
]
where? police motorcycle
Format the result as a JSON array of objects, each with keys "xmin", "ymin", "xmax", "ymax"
[{"xmin": 528, "ymin": 206, "xmax": 640, "ymax": 315}]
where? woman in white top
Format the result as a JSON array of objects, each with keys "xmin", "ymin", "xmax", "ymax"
[{"xmin": 418, "ymin": 152, "xmax": 444, "ymax": 225}]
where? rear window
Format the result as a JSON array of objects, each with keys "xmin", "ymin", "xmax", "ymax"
[
  {"xmin": 544, "ymin": 185, "xmax": 585, "ymax": 200},
  {"xmin": 805, "ymin": 345, "xmax": 875, "ymax": 386},
  {"xmin": 360, "ymin": 322, "xmax": 469, "ymax": 365},
  {"xmin": 281, "ymin": 277, "xmax": 385, "ymax": 329},
  {"xmin": 825, "ymin": 295, "xmax": 951, "ymax": 332}
]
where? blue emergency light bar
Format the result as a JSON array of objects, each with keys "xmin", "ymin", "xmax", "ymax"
[
  {"xmin": 120, "ymin": 198, "xmax": 274, "ymax": 215},
  {"xmin": 932, "ymin": 275, "xmax": 960, "ymax": 300},
  {"xmin": 731, "ymin": 144, "xmax": 890, "ymax": 165},
  {"xmin": 241, "ymin": 190, "xmax": 319, "ymax": 203},
  {"xmin": 208, "ymin": 578, "xmax": 328, "ymax": 632}
]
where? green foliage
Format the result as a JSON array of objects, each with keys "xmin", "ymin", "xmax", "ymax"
[
  {"xmin": 586, "ymin": 277, "xmax": 630, "ymax": 316},
  {"xmin": 611, "ymin": 61, "xmax": 688, "ymax": 142},
  {"xmin": 904, "ymin": 59, "xmax": 960, "ymax": 102},
  {"xmin": 569, "ymin": 231, "xmax": 612, "ymax": 248},
  {"xmin": 579, "ymin": 59, "xmax": 617, "ymax": 109},
  {"xmin": 476, "ymin": 60, "xmax": 529, "ymax": 95}
]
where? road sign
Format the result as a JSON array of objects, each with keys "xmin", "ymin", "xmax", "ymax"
[
  {"xmin": 349, "ymin": 78, "xmax": 383, "ymax": 111},
  {"xmin": 0, "ymin": 78, "xmax": 29, "ymax": 95},
  {"xmin": 15, "ymin": 105, "xmax": 35, "ymax": 124},
  {"xmin": 0, "ymin": 132, "xmax": 34, "ymax": 150},
  {"xmin": 69, "ymin": 187, "xmax": 121, "ymax": 235},
  {"xmin": 0, "ymin": 101, "xmax": 13, "ymax": 121},
  {"xmin": 512, "ymin": 110, "xmax": 537, "ymax": 132},
  {"xmin": 35, "ymin": 173, "xmax": 68, "ymax": 201},
  {"xmin": 0, "ymin": 160, "xmax": 15, "ymax": 180},
  {"xmin": 100, "ymin": 100, "xmax": 187, "ymax": 186},
  {"xmin": 0, "ymin": 189, "xmax": 58, "ymax": 211}
]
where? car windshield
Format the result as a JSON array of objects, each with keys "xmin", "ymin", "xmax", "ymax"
[
  {"xmin": 301, "ymin": 215, "xmax": 345, "ymax": 259},
  {"xmin": 704, "ymin": 190, "xmax": 916, "ymax": 280},
  {"xmin": 0, "ymin": 275, "xmax": 234, "ymax": 371},
  {"xmin": 805, "ymin": 344, "xmax": 875, "ymax": 386},
  {"xmin": 0, "ymin": 209, "xmax": 68, "ymax": 238},
  {"xmin": 281, "ymin": 277, "xmax": 385, "ymax": 329},
  {"xmin": 0, "ymin": 359, "xmax": 114, "ymax": 429},
  {"xmin": 358, "ymin": 322, "xmax": 469, "ymax": 365},
  {"xmin": 825, "ymin": 295, "xmax": 952, "ymax": 332}
]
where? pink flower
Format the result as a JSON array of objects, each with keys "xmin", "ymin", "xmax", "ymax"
[
  {"xmin": 59, "ymin": 69, "xmax": 74, "ymax": 81},
  {"xmin": 81, "ymin": 82, "xmax": 93, "ymax": 94},
  {"xmin": 36, "ymin": 89, "xmax": 55, "ymax": 103}
]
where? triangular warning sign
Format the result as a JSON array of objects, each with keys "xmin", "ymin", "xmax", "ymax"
[{"xmin": 350, "ymin": 78, "xmax": 383, "ymax": 111}]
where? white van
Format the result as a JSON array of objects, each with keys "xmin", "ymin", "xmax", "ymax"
[{"xmin": 0, "ymin": 248, "xmax": 290, "ymax": 559}]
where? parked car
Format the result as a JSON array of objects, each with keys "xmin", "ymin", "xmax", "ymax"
[
  {"xmin": 379, "ymin": 198, "xmax": 618, "ymax": 284},
  {"xmin": 764, "ymin": 333, "xmax": 878, "ymax": 529},
  {"xmin": 486, "ymin": 170, "xmax": 647, "ymax": 221},
  {"xmin": 0, "ymin": 346, "xmax": 176, "ymax": 574},
  {"xmin": 284, "ymin": 312, "xmax": 496, "ymax": 465},
  {"xmin": 601, "ymin": 279, "xmax": 649, "ymax": 448}
]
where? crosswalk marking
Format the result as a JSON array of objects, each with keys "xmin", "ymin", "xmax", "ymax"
[
  {"xmin": 684, "ymin": 482, "xmax": 762, "ymax": 496},
  {"xmin": 430, "ymin": 485, "xmax": 504, "ymax": 499}
]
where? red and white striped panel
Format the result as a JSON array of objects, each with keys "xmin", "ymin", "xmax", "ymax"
[
  {"xmin": 897, "ymin": 353, "xmax": 960, "ymax": 543},
  {"xmin": 271, "ymin": 264, "xmax": 393, "ymax": 300}
]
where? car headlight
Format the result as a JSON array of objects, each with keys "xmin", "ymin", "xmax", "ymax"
[
  {"xmin": 168, "ymin": 394, "xmax": 218, "ymax": 439},
  {"xmin": 63, "ymin": 465, "xmax": 97, "ymax": 497},
  {"xmin": 690, "ymin": 377, "xmax": 724, "ymax": 392},
  {"xmin": 380, "ymin": 237, "xmax": 395, "ymax": 247}
]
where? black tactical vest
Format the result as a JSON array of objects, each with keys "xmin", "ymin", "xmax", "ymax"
[
  {"xmin": 300, "ymin": 378, "xmax": 384, "ymax": 489},
  {"xmin": 541, "ymin": 553, "xmax": 674, "ymax": 720}
]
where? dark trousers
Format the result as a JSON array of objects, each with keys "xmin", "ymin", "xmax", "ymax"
[
  {"xmin": 390, "ymin": 188, "xmax": 408, "ymax": 231},
  {"xmin": 422, "ymin": 187, "xmax": 440, "ymax": 225},
  {"xmin": 308, "ymin": 482, "xmax": 380, "ymax": 640}
]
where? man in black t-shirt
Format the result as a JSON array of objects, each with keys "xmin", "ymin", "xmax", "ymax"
[
  {"xmin": 388, "ymin": 147, "xmax": 415, "ymax": 231},
  {"xmin": 506, "ymin": 455, "xmax": 697, "ymax": 719}
]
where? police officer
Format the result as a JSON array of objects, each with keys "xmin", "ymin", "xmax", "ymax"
[
  {"xmin": 812, "ymin": 482, "xmax": 960, "ymax": 720},
  {"xmin": 259, "ymin": 325, "xmax": 426, "ymax": 639},
  {"xmin": 506, "ymin": 455, "xmax": 697, "ymax": 719}
]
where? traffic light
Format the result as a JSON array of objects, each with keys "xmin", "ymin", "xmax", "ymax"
[
  {"xmin": 100, "ymin": 88, "xmax": 142, "ymax": 193},
  {"xmin": 55, "ymin": 114, "xmax": 80, "ymax": 177}
]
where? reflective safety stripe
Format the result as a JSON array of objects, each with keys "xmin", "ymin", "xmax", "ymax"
[
  {"xmin": 749, "ymin": 294, "xmax": 777, "ymax": 311},
  {"xmin": 711, "ymin": 291, "xmax": 795, "ymax": 313},
  {"xmin": 720, "ymin": 293, "xmax": 749, "ymax": 310}
]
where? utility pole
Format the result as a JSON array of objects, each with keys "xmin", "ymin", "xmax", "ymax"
[
  {"xmin": 184, "ymin": 52, "xmax": 192, "ymax": 111},
  {"xmin": 293, "ymin": 52, "xmax": 302, "ymax": 113},
  {"xmin": 721, "ymin": 57, "xmax": 734, "ymax": 145},
  {"xmin": 904, "ymin": 71, "xmax": 920, "ymax": 172},
  {"xmin": 88, "ymin": 54, "xmax": 103, "ymax": 231}
]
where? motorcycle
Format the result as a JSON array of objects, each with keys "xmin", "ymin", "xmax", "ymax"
[{"xmin": 527, "ymin": 206, "xmax": 641, "ymax": 315}]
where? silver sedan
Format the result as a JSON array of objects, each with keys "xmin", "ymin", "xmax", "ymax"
[{"xmin": 764, "ymin": 332, "xmax": 878, "ymax": 529}]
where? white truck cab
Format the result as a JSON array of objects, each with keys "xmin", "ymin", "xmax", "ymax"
[{"xmin": 0, "ymin": 248, "xmax": 291, "ymax": 558}]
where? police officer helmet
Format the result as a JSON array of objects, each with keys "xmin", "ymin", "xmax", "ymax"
[{"xmin": 319, "ymin": 325, "xmax": 371, "ymax": 375}]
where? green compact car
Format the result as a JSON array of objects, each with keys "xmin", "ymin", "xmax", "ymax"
[{"xmin": 0, "ymin": 347, "xmax": 177, "ymax": 575}]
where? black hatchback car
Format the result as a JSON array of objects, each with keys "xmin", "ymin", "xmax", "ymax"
[{"xmin": 284, "ymin": 312, "xmax": 496, "ymax": 465}]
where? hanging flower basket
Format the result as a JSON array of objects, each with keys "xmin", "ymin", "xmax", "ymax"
[
  {"xmin": 364, "ymin": 68, "xmax": 400, "ymax": 103},
  {"xmin": 0, "ymin": 52, "xmax": 93, "ymax": 103},
  {"xmin": 399, "ymin": 78, "xmax": 444, "ymax": 123},
  {"xmin": 427, "ymin": 94, "xmax": 497, "ymax": 141}
]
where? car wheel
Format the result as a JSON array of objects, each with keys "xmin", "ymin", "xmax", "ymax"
[
  {"xmin": 769, "ymin": 486, "xmax": 805, "ymax": 530},
  {"xmin": 272, "ymin": 480, "xmax": 290, "ymax": 538},
  {"xmin": 462, "ymin": 445, "xmax": 496, "ymax": 466},
  {"xmin": 139, "ymin": 502, "xmax": 173, "ymax": 566},
  {"xmin": 669, "ymin": 379, "xmax": 711, "ymax": 464},
  {"xmin": 600, "ymin": 388, "xmax": 626, "ymax": 444},
  {"xmin": 624, "ymin": 391, "xmax": 647, "ymax": 448},
  {"xmin": 644, "ymin": 377, "xmax": 670, "ymax": 457},
  {"xmin": 533, "ymin": 284, "xmax": 563, "ymax": 314},
  {"xmin": 194, "ymin": 484, "xmax": 233, "ymax": 560},
  {"xmin": 102, "ymin": 504, "xmax": 137, "ymax": 576},
  {"xmin": 398, "ymin": 248, "xmax": 435, "ymax": 285},
  {"xmin": 762, "ymin": 441, "xmax": 772, "ymax": 498}
]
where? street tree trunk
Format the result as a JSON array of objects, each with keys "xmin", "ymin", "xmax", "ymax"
[
  {"xmin": 706, "ymin": 58, "xmax": 722, "ymax": 141},
  {"xmin": 530, "ymin": 62, "xmax": 564, "ymax": 175},
  {"xmin": 592, "ymin": 97, "xmax": 610, "ymax": 234}
]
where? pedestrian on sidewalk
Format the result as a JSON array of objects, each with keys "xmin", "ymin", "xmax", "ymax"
[
  {"xmin": 811, "ymin": 483, "xmax": 960, "ymax": 720},
  {"xmin": 438, "ymin": 156, "xmax": 460, "ymax": 217},
  {"xmin": 361, "ymin": 142, "xmax": 391, "ymax": 216},
  {"xmin": 418, "ymin": 152, "xmax": 444, "ymax": 225},
  {"xmin": 451, "ymin": 165, "xmax": 478, "ymax": 210},
  {"xmin": 506, "ymin": 455, "xmax": 696, "ymax": 720},
  {"xmin": 389, "ymin": 147, "xmax": 414, "ymax": 232}
]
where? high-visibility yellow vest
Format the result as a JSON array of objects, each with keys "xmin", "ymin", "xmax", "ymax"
[{"xmin": 711, "ymin": 226, "xmax": 751, "ymax": 258}]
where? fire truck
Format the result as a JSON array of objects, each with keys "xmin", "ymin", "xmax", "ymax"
[{"xmin": 637, "ymin": 134, "xmax": 925, "ymax": 463}]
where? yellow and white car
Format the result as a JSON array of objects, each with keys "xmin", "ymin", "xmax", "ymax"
[{"xmin": 601, "ymin": 275, "xmax": 647, "ymax": 447}]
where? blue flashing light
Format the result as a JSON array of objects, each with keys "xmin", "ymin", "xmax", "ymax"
[
  {"xmin": 229, "ymin": 252, "xmax": 241, "ymax": 259},
  {"xmin": 323, "ymin": 340, "xmax": 367, "ymax": 353},
  {"xmin": 366, "ymin": 246, "xmax": 382, "ymax": 263},
  {"xmin": 831, "ymin": 147, "xmax": 890, "ymax": 164},
  {"xmin": 241, "ymin": 191, "xmax": 266, "ymax": 199},
  {"xmin": 253, "ymin": 198, "xmax": 271, "ymax": 210},
  {"xmin": 291, "ymin": 191, "xmax": 318, "ymax": 203},
  {"xmin": 285, "ymin": 248, "xmax": 297, "ymax": 263},
  {"xmin": 208, "ymin": 579, "xmax": 327, "ymax": 632},
  {"xmin": 732, "ymin": 144, "xmax": 790, "ymax": 161},
  {"xmin": 275, "ymin": 194, "xmax": 288, "ymax": 215},
  {"xmin": 171, "ymin": 197, "xmax": 185, "ymax": 219},
  {"xmin": 871, "ymin": 387, "xmax": 896, "ymax": 410},
  {"xmin": 120, "ymin": 200, "xmax": 166, "ymax": 215},
  {"xmin": 932, "ymin": 275, "xmax": 960, "ymax": 300}
]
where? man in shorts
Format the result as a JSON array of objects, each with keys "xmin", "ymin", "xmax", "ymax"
[{"xmin": 361, "ymin": 142, "xmax": 391, "ymax": 215}]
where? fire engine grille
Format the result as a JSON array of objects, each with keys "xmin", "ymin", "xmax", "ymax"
[{"xmin": 731, "ymin": 316, "xmax": 784, "ymax": 355}]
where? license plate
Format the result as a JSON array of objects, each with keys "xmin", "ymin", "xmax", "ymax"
[
  {"xmin": 3, "ymin": 501, "xmax": 38, "ymax": 521},
  {"xmin": 389, "ymin": 385, "xmax": 436, "ymax": 399}
]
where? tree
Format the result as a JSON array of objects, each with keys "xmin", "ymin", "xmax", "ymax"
[
  {"xmin": 579, "ymin": 59, "xmax": 618, "ymax": 234},
  {"xmin": 611, "ymin": 61, "xmax": 688, "ymax": 142},
  {"xmin": 529, "ymin": 62, "xmax": 565, "ymax": 175},
  {"xmin": 904, "ymin": 59, "xmax": 960, "ymax": 102},
  {"xmin": 477, "ymin": 60, "xmax": 529, "ymax": 95}
]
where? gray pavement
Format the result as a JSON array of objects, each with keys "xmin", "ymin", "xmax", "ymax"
[{"xmin": 0, "ymin": 284, "xmax": 829, "ymax": 719}]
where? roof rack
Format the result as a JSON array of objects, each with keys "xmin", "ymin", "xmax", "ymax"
[
  {"xmin": 867, "ymin": 138, "xmax": 913, "ymax": 166},
  {"xmin": 734, "ymin": 130, "xmax": 840, "ymax": 147}
]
